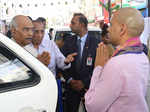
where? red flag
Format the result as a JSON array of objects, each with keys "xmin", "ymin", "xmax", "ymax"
[{"xmin": 99, "ymin": 0, "xmax": 109, "ymax": 23}]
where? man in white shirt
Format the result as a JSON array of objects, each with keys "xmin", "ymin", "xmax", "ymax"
[
  {"xmin": 10, "ymin": 15, "xmax": 33, "ymax": 47},
  {"xmin": 36, "ymin": 17, "xmax": 50, "ymax": 41},
  {"xmin": 25, "ymin": 20, "xmax": 76, "ymax": 76}
]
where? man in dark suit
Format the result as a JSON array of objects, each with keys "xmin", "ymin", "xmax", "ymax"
[{"xmin": 62, "ymin": 13, "xmax": 99, "ymax": 112}]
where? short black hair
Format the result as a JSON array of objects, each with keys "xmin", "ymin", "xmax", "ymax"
[
  {"xmin": 101, "ymin": 23, "xmax": 108, "ymax": 37},
  {"xmin": 36, "ymin": 17, "xmax": 46, "ymax": 22},
  {"xmin": 73, "ymin": 13, "xmax": 88, "ymax": 28},
  {"xmin": 32, "ymin": 19, "xmax": 43, "ymax": 24}
]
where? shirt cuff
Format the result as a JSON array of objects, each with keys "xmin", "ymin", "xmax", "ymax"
[
  {"xmin": 67, "ymin": 77, "xmax": 73, "ymax": 84},
  {"xmin": 62, "ymin": 63, "xmax": 71, "ymax": 70},
  {"xmin": 94, "ymin": 66, "xmax": 102, "ymax": 72},
  {"xmin": 64, "ymin": 61, "xmax": 69, "ymax": 65}
]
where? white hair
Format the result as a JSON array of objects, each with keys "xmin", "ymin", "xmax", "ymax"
[
  {"xmin": 9, "ymin": 17, "xmax": 18, "ymax": 29},
  {"xmin": 0, "ymin": 20, "xmax": 5, "ymax": 26},
  {"xmin": 0, "ymin": 20, "xmax": 6, "ymax": 34}
]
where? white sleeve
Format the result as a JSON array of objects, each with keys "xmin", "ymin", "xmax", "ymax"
[{"xmin": 52, "ymin": 41, "xmax": 71, "ymax": 70}]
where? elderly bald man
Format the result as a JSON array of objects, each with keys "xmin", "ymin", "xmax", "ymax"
[
  {"xmin": 10, "ymin": 15, "xmax": 50, "ymax": 66},
  {"xmin": 10, "ymin": 15, "xmax": 33, "ymax": 46},
  {"xmin": 85, "ymin": 7, "xmax": 149, "ymax": 112}
]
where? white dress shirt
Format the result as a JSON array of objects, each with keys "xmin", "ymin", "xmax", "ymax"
[
  {"xmin": 24, "ymin": 38, "xmax": 70, "ymax": 76},
  {"xmin": 43, "ymin": 30, "xmax": 50, "ymax": 42}
]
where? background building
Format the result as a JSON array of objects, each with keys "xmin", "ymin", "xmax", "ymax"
[
  {"xmin": 0, "ymin": 0, "xmax": 147, "ymax": 28},
  {"xmin": 0, "ymin": 0, "xmax": 102, "ymax": 28}
]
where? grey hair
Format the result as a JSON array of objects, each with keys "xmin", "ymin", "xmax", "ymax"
[
  {"xmin": 9, "ymin": 17, "xmax": 18, "ymax": 29},
  {"xmin": 0, "ymin": 20, "xmax": 5, "ymax": 26}
]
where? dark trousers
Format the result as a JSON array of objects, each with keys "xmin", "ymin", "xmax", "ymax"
[
  {"xmin": 64, "ymin": 88, "xmax": 87, "ymax": 112},
  {"xmin": 56, "ymin": 79, "xmax": 63, "ymax": 112}
]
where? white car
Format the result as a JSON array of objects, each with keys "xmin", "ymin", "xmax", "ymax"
[
  {"xmin": 0, "ymin": 33, "xmax": 57, "ymax": 112},
  {"xmin": 53, "ymin": 26, "xmax": 101, "ymax": 42}
]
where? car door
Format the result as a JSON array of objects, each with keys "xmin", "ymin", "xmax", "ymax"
[{"xmin": 0, "ymin": 34, "xmax": 58, "ymax": 112}]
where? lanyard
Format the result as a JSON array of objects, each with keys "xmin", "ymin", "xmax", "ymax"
[{"xmin": 112, "ymin": 37, "xmax": 141, "ymax": 57}]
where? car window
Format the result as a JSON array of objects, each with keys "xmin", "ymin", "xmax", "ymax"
[
  {"xmin": 0, "ymin": 59, "xmax": 29, "ymax": 83},
  {"xmin": 88, "ymin": 31, "xmax": 101, "ymax": 42},
  {"xmin": 55, "ymin": 31, "xmax": 74, "ymax": 41},
  {"xmin": 55, "ymin": 30, "xmax": 101, "ymax": 42},
  {"xmin": 0, "ymin": 42, "xmax": 40, "ymax": 92}
]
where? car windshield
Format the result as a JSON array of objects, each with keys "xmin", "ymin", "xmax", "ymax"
[
  {"xmin": 55, "ymin": 31, "xmax": 101, "ymax": 42},
  {"xmin": 55, "ymin": 31, "xmax": 74, "ymax": 41}
]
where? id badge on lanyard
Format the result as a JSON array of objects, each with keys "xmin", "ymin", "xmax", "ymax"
[{"xmin": 86, "ymin": 55, "xmax": 92, "ymax": 66}]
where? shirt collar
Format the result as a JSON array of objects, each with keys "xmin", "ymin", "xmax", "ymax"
[
  {"xmin": 39, "ymin": 39, "xmax": 46, "ymax": 48},
  {"xmin": 77, "ymin": 33, "xmax": 88, "ymax": 43},
  {"xmin": 29, "ymin": 39, "xmax": 46, "ymax": 49},
  {"xmin": 11, "ymin": 37, "xmax": 16, "ymax": 42}
]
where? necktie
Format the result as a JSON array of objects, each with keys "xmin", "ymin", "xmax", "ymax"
[
  {"xmin": 77, "ymin": 38, "xmax": 81, "ymax": 60},
  {"xmin": 76, "ymin": 38, "xmax": 81, "ymax": 71}
]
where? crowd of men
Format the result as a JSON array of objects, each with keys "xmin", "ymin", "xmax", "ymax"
[{"xmin": 0, "ymin": 7, "xmax": 150, "ymax": 112}]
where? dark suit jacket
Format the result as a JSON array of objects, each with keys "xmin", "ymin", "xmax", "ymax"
[{"xmin": 61, "ymin": 33, "xmax": 100, "ymax": 89}]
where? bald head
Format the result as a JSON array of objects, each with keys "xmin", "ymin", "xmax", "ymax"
[
  {"xmin": 114, "ymin": 7, "xmax": 144, "ymax": 37},
  {"xmin": 10, "ymin": 15, "xmax": 32, "ymax": 29},
  {"xmin": 10, "ymin": 15, "xmax": 33, "ymax": 46}
]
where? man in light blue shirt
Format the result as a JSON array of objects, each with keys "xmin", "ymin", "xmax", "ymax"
[{"xmin": 77, "ymin": 33, "xmax": 88, "ymax": 58}]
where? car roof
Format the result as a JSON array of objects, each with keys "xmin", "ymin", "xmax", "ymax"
[{"xmin": 54, "ymin": 26, "xmax": 101, "ymax": 31}]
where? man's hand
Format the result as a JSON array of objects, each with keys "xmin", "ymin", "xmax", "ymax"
[
  {"xmin": 64, "ymin": 52, "xmax": 77, "ymax": 64},
  {"xmin": 37, "ymin": 51, "xmax": 50, "ymax": 66},
  {"xmin": 70, "ymin": 80, "xmax": 84, "ymax": 91},
  {"xmin": 95, "ymin": 42, "xmax": 109, "ymax": 67}
]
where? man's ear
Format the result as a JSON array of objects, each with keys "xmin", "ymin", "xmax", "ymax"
[
  {"xmin": 11, "ymin": 27, "xmax": 17, "ymax": 34},
  {"xmin": 80, "ymin": 23, "xmax": 85, "ymax": 28},
  {"xmin": 120, "ymin": 24, "xmax": 126, "ymax": 36}
]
